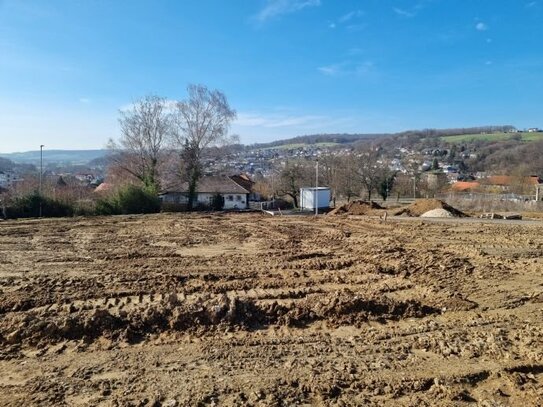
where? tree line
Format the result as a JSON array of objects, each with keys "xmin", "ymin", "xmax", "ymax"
[
  {"xmin": 0, "ymin": 84, "xmax": 237, "ymax": 219},
  {"xmin": 108, "ymin": 84, "xmax": 237, "ymax": 210},
  {"xmin": 255, "ymin": 149, "xmax": 401, "ymax": 208}
]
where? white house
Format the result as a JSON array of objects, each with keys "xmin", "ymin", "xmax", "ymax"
[
  {"xmin": 299, "ymin": 187, "xmax": 331, "ymax": 210},
  {"xmin": 160, "ymin": 176, "xmax": 250, "ymax": 210},
  {"xmin": 0, "ymin": 171, "xmax": 14, "ymax": 190}
]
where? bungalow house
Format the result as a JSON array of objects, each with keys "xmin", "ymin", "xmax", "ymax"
[
  {"xmin": 480, "ymin": 175, "xmax": 542, "ymax": 196},
  {"xmin": 160, "ymin": 175, "xmax": 250, "ymax": 210},
  {"xmin": 486, "ymin": 175, "xmax": 540, "ymax": 187},
  {"xmin": 230, "ymin": 173, "xmax": 261, "ymax": 202}
]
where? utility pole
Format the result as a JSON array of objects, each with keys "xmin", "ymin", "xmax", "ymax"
[
  {"xmin": 412, "ymin": 175, "xmax": 416, "ymax": 200},
  {"xmin": 39, "ymin": 144, "xmax": 44, "ymax": 217},
  {"xmin": 315, "ymin": 159, "xmax": 319, "ymax": 216},
  {"xmin": 271, "ymin": 170, "xmax": 277, "ymax": 210}
]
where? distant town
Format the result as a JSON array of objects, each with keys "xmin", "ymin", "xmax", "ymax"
[{"xmin": 1, "ymin": 124, "xmax": 542, "ymax": 218}]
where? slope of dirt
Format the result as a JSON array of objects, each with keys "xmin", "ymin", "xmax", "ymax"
[
  {"xmin": 328, "ymin": 200, "xmax": 384, "ymax": 216},
  {"xmin": 393, "ymin": 198, "xmax": 467, "ymax": 217},
  {"xmin": 0, "ymin": 213, "xmax": 542, "ymax": 406}
]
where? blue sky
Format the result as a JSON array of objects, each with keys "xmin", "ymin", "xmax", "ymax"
[{"xmin": 1, "ymin": 0, "xmax": 542, "ymax": 152}]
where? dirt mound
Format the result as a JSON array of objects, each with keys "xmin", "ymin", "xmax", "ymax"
[
  {"xmin": 421, "ymin": 208, "xmax": 455, "ymax": 218},
  {"xmin": 393, "ymin": 199, "xmax": 467, "ymax": 217},
  {"xmin": 328, "ymin": 200, "xmax": 384, "ymax": 216},
  {"xmin": 0, "ymin": 291, "xmax": 438, "ymax": 347}
]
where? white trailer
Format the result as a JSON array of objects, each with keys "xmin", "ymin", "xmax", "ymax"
[{"xmin": 299, "ymin": 187, "xmax": 331, "ymax": 210}]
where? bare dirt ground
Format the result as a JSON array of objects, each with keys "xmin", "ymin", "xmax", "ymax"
[{"xmin": 0, "ymin": 213, "xmax": 542, "ymax": 406}]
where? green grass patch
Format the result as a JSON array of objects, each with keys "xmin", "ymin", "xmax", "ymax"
[{"xmin": 441, "ymin": 132, "xmax": 543, "ymax": 143}]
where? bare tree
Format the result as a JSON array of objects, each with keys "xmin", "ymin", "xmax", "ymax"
[
  {"xmin": 336, "ymin": 155, "xmax": 362, "ymax": 202},
  {"xmin": 391, "ymin": 173, "xmax": 415, "ymax": 200},
  {"xmin": 275, "ymin": 160, "xmax": 315, "ymax": 208},
  {"xmin": 353, "ymin": 149, "xmax": 382, "ymax": 201},
  {"xmin": 171, "ymin": 84, "xmax": 237, "ymax": 209},
  {"xmin": 108, "ymin": 95, "xmax": 172, "ymax": 191},
  {"xmin": 319, "ymin": 154, "xmax": 343, "ymax": 202}
]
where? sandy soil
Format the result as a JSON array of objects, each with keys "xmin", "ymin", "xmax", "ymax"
[{"xmin": 0, "ymin": 213, "xmax": 542, "ymax": 406}]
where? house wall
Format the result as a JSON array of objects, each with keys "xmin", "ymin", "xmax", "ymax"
[
  {"xmin": 160, "ymin": 192, "xmax": 248, "ymax": 209},
  {"xmin": 219, "ymin": 193, "xmax": 248, "ymax": 209},
  {"xmin": 0, "ymin": 172, "xmax": 13, "ymax": 189},
  {"xmin": 161, "ymin": 193, "xmax": 187, "ymax": 204}
]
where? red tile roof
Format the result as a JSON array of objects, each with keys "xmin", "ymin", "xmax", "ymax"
[
  {"xmin": 486, "ymin": 175, "xmax": 541, "ymax": 186},
  {"xmin": 451, "ymin": 181, "xmax": 480, "ymax": 191}
]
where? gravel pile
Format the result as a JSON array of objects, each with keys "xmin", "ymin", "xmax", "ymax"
[
  {"xmin": 420, "ymin": 208, "xmax": 456, "ymax": 218},
  {"xmin": 393, "ymin": 199, "xmax": 467, "ymax": 218}
]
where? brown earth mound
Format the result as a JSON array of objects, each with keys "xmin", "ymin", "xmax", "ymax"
[
  {"xmin": 393, "ymin": 199, "xmax": 467, "ymax": 217},
  {"xmin": 328, "ymin": 200, "xmax": 384, "ymax": 216},
  {"xmin": 0, "ymin": 291, "xmax": 438, "ymax": 347}
]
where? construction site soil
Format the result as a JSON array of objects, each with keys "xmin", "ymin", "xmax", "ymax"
[
  {"xmin": 392, "ymin": 199, "xmax": 467, "ymax": 218},
  {"xmin": 328, "ymin": 201, "xmax": 384, "ymax": 216},
  {"xmin": 0, "ymin": 213, "xmax": 542, "ymax": 406}
]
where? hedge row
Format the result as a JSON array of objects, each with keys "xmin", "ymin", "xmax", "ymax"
[{"xmin": 2, "ymin": 185, "xmax": 161, "ymax": 219}]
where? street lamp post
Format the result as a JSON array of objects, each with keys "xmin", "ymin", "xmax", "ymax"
[
  {"xmin": 315, "ymin": 159, "xmax": 319, "ymax": 216},
  {"xmin": 39, "ymin": 145, "xmax": 44, "ymax": 217}
]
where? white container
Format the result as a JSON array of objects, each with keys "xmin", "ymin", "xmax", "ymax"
[{"xmin": 300, "ymin": 187, "xmax": 331, "ymax": 210}]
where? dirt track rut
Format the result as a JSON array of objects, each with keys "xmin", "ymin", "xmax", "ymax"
[{"xmin": 0, "ymin": 213, "xmax": 542, "ymax": 406}]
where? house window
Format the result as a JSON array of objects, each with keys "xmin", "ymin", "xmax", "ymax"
[
  {"xmin": 227, "ymin": 195, "xmax": 233, "ymax": 201},
  {"xmin": 235, "ymin": 195, "xmax": 241, "ymax": 201}
]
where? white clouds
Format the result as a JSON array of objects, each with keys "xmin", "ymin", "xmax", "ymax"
[
  {"xmin": 318, "ymin": 64, "xmax": 342, "ymax": 76},
  {"xmin": 393, "ymin": 7, "xmax": 415, "ymax": 18},
  {"xmin": 232, "ymin": 110, "xmax": 367, "ymax": 144},
  {"xmin": 253, "ymin": 0, "xmax": 320, "ymax": 23},
  {"xmin": 317, "ymin": 61, "xmax": 375, "ymax": 77},
  {"xmin": 392, "ymin": 1, "xmax": 436, "ymax": 19},
  {"xmin": 328, "ymin": 9, "xmax": 364, "ymax": 30},
  {"xmin": 233, "ymin": 111, "xmax": 343, "ymax": 144},
  {"xmin": 476, "ymin": 22, "xmax": 488, "ymax": 31},
  {"xmin": 338, "ymin": 10, "xmax": 364, "ymax": 23},
  {"xmin": 232, "ymin": 109, "xmax": 402, "ymax": 145},
  {"xmin": 236, "ymin": 112, "xmax": 326, "ymax": 128},
  {"xmin": 346, "ymin": 47, "xmax": 364, "ymax": 56}
]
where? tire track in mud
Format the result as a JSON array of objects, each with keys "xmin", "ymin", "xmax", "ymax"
[
  {"xmin": 0, "ymin": 213, "xmax": 542, "ymax": 406},
  {"xmin": 0, "ymin": 214, "xmax": 477, "ymax": 347}
]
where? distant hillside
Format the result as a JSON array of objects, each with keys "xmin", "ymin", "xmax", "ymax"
[
  {"xmin": 249, "ymin": 133, "xmax": 389, "ymax": 149},
  {"xmin": 247, "ymin": 127, "xmax": 520, "ymax": 149},
  {"xmin": 440, "ymin": 132, "xmax": 543, "ymax": 143},
  {"xmin": 0, "ymin": 149, "xmax": 108, "ymax": 164},
  {"xmin": 0, "ymin": 126, "xmax": 526, "ymax": 163}
]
